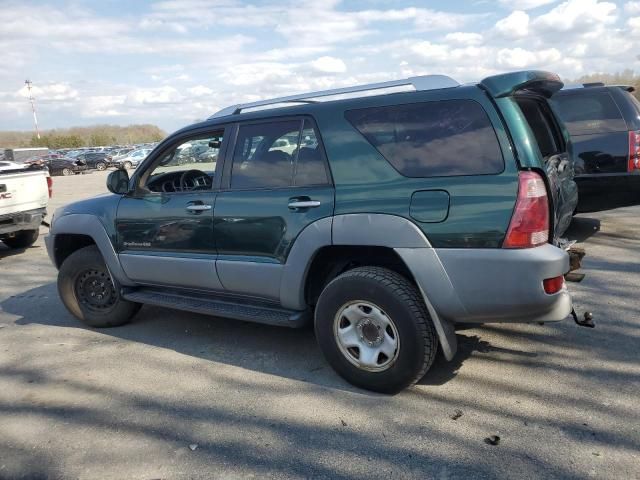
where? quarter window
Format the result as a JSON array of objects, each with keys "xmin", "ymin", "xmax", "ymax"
[{"xmin": 345, "ymin": 100, "xmax": 504, "ymax": 177}]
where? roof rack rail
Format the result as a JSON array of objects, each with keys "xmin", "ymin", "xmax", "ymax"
[
  {"xmin": 209, "ymin": 75, "xmax": 459, "ymax": 119},
  {"xmin": 563, "ymin": 82, "xmax": 606, "ymax": 90}
]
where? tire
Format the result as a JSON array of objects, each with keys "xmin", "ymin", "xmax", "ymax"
[
  {"xmin": 2, "ymin": 229, "xmax": 39, "ymax": 249},
  {"xmin": 314, "ymin": 266, "xmax": 438, "ymax": 394},
  {"xmin": 62, "ymin": 167, "xmax": 72, "ymax": 176},
  {"xmin": 95, "ymin": 162, "xmax": 107, "ymax": 171},
  {"xmin": 57, "ymin": 245, "xmax": 141, "ymax": 327},
  {"xmin": 123, "ymin": 161, "xmax": 132, "ymax": 169}
]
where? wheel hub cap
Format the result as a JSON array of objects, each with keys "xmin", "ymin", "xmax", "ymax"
[
  {"xmin": 75, "ymin": 269, "xmax": 116, "ymax": 310},
  {"xmin": 334, "ymin": 301, "xmax": 400, "ymax": 372}
]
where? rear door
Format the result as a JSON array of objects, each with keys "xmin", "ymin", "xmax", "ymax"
[
  {"xmin": 213, "ymin": 117, "xmax": 334, "ymax": 302},
  {"xmin": 515, "ymin": 95, "xmax": 578, "ymax": 236},
  {"xmin": 550, "ymin": 90, "xmax": 629, "ymax": 175}
]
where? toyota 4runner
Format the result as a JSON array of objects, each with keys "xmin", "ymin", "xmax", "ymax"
[{"xmin": 46, "ymin": 70, "xmax": 574, "ymax": 393}]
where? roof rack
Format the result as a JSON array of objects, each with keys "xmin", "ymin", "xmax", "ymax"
[
  {"xmin": 562, "ymin": 82, "xmax": 635, "ymax": 92},
  {"xmin": 563, "ymin": 82, "xmax": 605, "ymax": 90},
  {"xmin": 209, "ymin": 75, "xmax": 459, "ymax": 119}
]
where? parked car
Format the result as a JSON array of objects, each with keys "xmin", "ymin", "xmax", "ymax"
[
  {"xmin": 46, "ymin": 70, "xmax": 575, "ymax": 393},
  {"xmin": 550, "ymin": 83, "xmax": 640, "ymax": 212},
  {"xmin": 113, "ymin": 148, "xmax": 152, "ymax": 169},
  {"xmin": 75, "ymin": 152, "xmax": 110, "ymax": 171},
  {"xmin": 107, "ymin": 147, "xmax": 134, "ymax": 162},
  {"xmin": 25, "ymin": 154, "xmax": 88, "ymax": 176},
  {"xmin": 1, "ymin": 160, "xmax": 50, "ymax": 248}
]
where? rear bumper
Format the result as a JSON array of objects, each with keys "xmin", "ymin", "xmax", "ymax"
[
  {"xmin": 0, "ymin": 208, "xmax": 46, "ymax": 236},
  {"xmin": 396, "ymin": 243, "xmax": 572, "ymax": 325}
]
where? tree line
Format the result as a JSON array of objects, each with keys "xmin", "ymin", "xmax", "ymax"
[
  {"xmin": 0, "ymin": 124, "xmax": 166, "ymax": 149},
  {"xmin": 570, "ymin": 69, "xmax": 640, "ymax": 100}
]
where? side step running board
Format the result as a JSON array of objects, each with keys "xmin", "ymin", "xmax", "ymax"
[{"xmin": 122, "ymin": 288, "xmax": 310, "ymax": 328}]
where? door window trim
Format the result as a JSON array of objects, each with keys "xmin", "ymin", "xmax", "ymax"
[
  {"xmin": 130, "ymin": 124, "xmax": 232, "ymax": 197},
  {"xmin": 220, "ymin": 114, "xmax": 333, "ymax": 192}
]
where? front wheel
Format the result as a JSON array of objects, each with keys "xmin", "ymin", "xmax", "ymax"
[
  {"xmin": 95, "ymin": 162, "xmax": 107, "ymax": 171},
  {"xmin": 314, "ymin": 266, "xmax": 438, "ymax": 393},
  {"xmin": 2, "ymin": 229, "xmax": 39, "ymax": 249},
  {"xmin": 58, "ymin": 245, "xmax": 140, "ymax": 327},
  {"xmin": 62, "ymin": 167, "xmax": 73, "ymax": 176},
  {"xmin": 122, "ymin": 161, "xmax": 132, "ymax": 169}
]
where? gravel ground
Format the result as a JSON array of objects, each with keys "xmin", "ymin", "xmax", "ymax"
[{"xmin": 0, "ymin": 170, "xmax": 638, "ymax": 479}]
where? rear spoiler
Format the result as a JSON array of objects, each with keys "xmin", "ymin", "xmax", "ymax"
[{"xmin": 480, "ymin": 70, "xmax": 564, "ymax": 99}]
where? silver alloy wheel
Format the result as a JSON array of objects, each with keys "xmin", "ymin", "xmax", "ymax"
[
  {"xmin": 123, "ymin": 161, "xmax": 132, "ymax": 169},
  {"xmin": 333, "ymin": 300, "xmax": 400, "ymax": 372}
]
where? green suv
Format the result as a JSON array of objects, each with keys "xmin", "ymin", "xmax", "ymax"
[{"xmin": 46, "ymin": 70, "xmax": 573, "ymax": 393}]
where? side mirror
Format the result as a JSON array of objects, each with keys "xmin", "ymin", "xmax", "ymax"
[
  {"xmin": 208, "ymin": 140, "xmax": 222, "ymax": 149},
  {"xmin": 106, "ymin": 168, "xmax": 130, "ymax": 194}
]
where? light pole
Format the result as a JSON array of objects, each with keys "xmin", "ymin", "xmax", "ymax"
[{"xmin": 25, "ymin": 79, "xmax": 40, "ymax": 140}]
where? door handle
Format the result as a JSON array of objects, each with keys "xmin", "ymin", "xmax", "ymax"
[
  {"xmin": 288, "ymin": 200, "xmax": 321, "ymax": 209},
  {"xmin": 186, "ymin": 204, "xmax": 212, "ymax": 212}
]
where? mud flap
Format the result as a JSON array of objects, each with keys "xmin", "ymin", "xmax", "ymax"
[{"xmin": 416, "ymin": 284, "xmax": 457, "ymax": 360}]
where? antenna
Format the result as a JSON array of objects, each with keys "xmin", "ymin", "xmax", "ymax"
[{"xmin": 25, "ymin": 79, "xmax": 41, "ymax": 140}]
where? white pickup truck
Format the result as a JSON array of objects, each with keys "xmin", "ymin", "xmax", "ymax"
[{"xmin": 0, "ymin": 160, "xmax": 51, "ymax": 249}]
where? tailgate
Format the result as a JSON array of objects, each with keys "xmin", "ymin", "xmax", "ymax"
[{"xmin": 0, "ymin": 170, "xmax": 49, "ymax": 217}]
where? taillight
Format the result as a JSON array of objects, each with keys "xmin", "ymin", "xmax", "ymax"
[
  {"xmin": 629, "ymin": 130, "xmax": 640, "ymax": 172},
  {"xmin": 503, "ymin": 171, "xmax": 550, "ymax": 249},
  {"xmin": 46, "ymin": 176, "xmax": 53, "ymax": 198},
  {"xmin": 543, "ymin": 275, "xmax": 565, "ymax": 294}
]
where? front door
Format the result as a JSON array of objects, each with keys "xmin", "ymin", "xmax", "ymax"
[
  {"xmin": 214, "ymin": 117, "xmax": 334, "ymax": 301},
  {"xmin": 116, "ymin": 127, "xmax": 227, "ymax": 290}
]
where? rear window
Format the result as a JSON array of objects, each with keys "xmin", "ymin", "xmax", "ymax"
[
  {"xmin": 345, "ymin": 99, "xmax": 504, "ymax": 177},
  {"xmin": 551, "ymin": 92, "xmax": 627, "ymax": 135},
  {"xmin": 516, "ymin": 97, "xmax": 564, "ymax": 158}
]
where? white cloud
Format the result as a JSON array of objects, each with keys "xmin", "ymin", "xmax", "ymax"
[
  {"xmin": 444, "ymin": 32, "xmax": 483, "ymax": 45},
  {"xmin": 624, "ymin": 1, "xmax": 640, "ymax": 14},
  {"xmin": 188, "ymin": 85, "xmax": 214, "ymax": 97},
  {"xmin": 126, "ymin": 86, "xmax": 183, "ymax": 105},
  {"xmin": 16, "ymin": 82, "xmax": 78, "ymax": 102},
  {"xmin": 533, "ymin": 0, "xmax": 617, "ymax": 33},
  {"xmin": 498, "ymin": 0, "xmax": 557, "ymax": 9},
  {"xmin": 496, "ymin": 47, "xmax": 562, "ymax": 68},
  {"xmin": 310, "ymin": 56, "xmax": 347, "ymax": 74},
  {"xmin": 495, "ymin": 11, "xmax": 530, "ymax": 37}
]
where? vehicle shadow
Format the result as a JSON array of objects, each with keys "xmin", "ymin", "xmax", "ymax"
[
  {"xmin": 565, "ymin": 215, "xmax": 601, "ymax": 243},
  {"xmin": 0, "ymin": 242, "xmax": 42, "ymax": 259},
  {"xmin": 3, "ymin": 282, "xmax": 490, "ymax": 393}
]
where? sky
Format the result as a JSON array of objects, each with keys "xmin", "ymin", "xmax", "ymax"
[{"xmin": 1, "ymin": 0, "xmax": 639, "ymax": 135}]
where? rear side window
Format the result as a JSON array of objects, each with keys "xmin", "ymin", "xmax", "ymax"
[
  {"xmin": 345, "ymin": 99, "xmax": 504, "ymax": 177},
  {"xmin": 551, "ymin": 92, "xmax": 627, "ymax": 135},
  {"xmin": 516, "ymin": 97, "xmax": 564, "ymax": 158}
]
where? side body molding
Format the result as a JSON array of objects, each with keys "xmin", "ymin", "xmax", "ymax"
[
  {"xmin": 50, "ymin": 214, "xmax": 135, "ymax": 286},
  {"xmin": 280, "ymin": 213, "xmax": 458, "ymax": 360}
]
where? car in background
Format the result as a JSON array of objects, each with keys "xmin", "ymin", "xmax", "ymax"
[
  {"xmin": 112, "ymin": 148, "xmax": 152, "ymax": 169},
  {"xmin": 550, "ymin": 83, "xmax": 640, "ymax": 212},
  {"xmin": 25, "ymin": 154, "xmax": 88, "ymax": 176},
  {"xmin": 108, "ymin": 147, "xmax": 134, "ymax": 158},
  {"xmin": 75, "ymin": 152, "xmax": 110, "ymax": 171}
]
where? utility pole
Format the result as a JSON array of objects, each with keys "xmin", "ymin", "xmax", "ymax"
[{"xmin": 25, "ymin": 79, "xmax": 40, "ymax": 140}]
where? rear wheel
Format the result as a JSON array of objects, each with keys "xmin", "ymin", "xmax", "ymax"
[
  {"xmin": 123, "ymin": 161, "xmax": 132, "ymax": 169},
  {"xmin": 315, "ymin": 266, "xmax": 438, "ymax": 393},
  {"xmin": 58, "ymin": 245, "xmax": 140, "ymax": 327},
  {"xmin": 2, "ymin": 229, "xmax": 39, "ymax": 249},
  {"xmin": 95, "ymin": 162, "xmax": 107, "ymax": 171},
  {"xmin": 62, "ymin": 167, "xmax": 73, "ymax": 176}
]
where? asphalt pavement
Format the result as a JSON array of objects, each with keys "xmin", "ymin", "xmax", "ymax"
[{"xmin": 0, "ymin": 171, "xmax": 638, "ymax": 479}]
